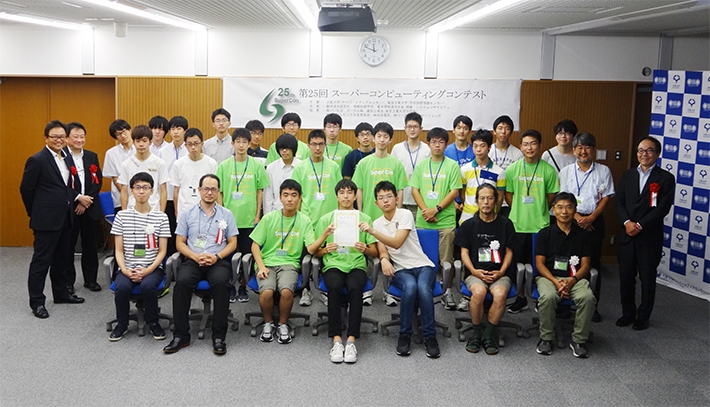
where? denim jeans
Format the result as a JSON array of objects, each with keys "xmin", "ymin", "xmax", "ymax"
[
  {"xmin": 114, "ymin": 267, "xmax": 164, "ymax": 327},
  {"xmin": 391, "ymin": 266, "xmax": 437, "ymax": 339}
]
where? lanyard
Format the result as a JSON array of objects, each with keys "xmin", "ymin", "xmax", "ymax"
[
  {"xmin": 233, "ymin": 157, "xmax": 250, "ymax": 191},
  {"xmin": 405, "ymin": 141, "xmax": 420, "ymax": 171},
  {"xmin": 523, "ymin": 160, "xmax": 541, "ymax": 196},
  {"xmin": 494, "ymin": 146, "xmax": 508, "ymax": 167},
  {"xmin": 280, "ymin": 212, "xmax": 298, "ymax": 249},
  {"xmin": 325, "ymin": 143, "xmax": 339, "ymax": 161},
  {"xmin": 174, "ymin": 144, "xmax": 181, "ymax": 161},
  {"xmin": 309, "ymin": 158, "xmax": 324, "ymax": 193},
  {"xmin": 456, "ymin": 144, "xmax": 470, "ymax": 165},
  {"xmin": 198, "ymin": 205, "xmax": 216, "ymax": 236},
  {"xmin": 429, "ymin": 158, "xmax": 444, "ymax": 190},
  {"xmin": 575, "ymin": 163, "xmax": 594, "ymax": 196}
]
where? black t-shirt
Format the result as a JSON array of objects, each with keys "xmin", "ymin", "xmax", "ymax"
[
  {"xmin": 535, "ymin": 222, "xmax": 591, "ymax": 278},
  {"xmin": 247, "ymin": 147, "xmax": 268, "ymax": 159},
  {"xmin": 454, "ymin": 213, "xmax": 516, "ymax": 279},
  {"xmin": 342, "ymin": 149, "xmax": 374, "ymax": 178}
]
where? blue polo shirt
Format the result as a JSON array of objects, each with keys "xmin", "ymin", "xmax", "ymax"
[{"xmin": 176, "ymin": 203, "xmax": 238, "ymax": 255}]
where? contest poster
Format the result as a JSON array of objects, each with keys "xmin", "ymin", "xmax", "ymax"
[{"xmin": 651, "ymin": 69, "xmax": 710, "ymax": 300}]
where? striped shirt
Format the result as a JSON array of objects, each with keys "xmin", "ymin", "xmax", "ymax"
[
  {"xmin": 460, "ymin": 160, "xmax": 506, "ymax": 224},
  {"xmin": 111, "ymin": 208, "xmax": 170, "ymax": 269}
]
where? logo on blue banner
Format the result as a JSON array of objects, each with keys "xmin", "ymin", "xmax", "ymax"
[
  {"xmin": 701, "ymin": 95, "xmax": 710, "ymax": 119},
  {"xmin": 669, "ymin": 250, "xmax": 686, "ymax": 275},
  {"xmin": 697, "ymin": 142, "xmax": 710, "ymax": 165},
  {"xmin": 685, "ymin": 71, "xmax": 702, "ymax": 94},
  {"xmin": 650, "ymin": 114, "xmax": 665, "ymax": 135},
  {"xmin": 704, "ymin": 260, "xmax": 710, "ymax": 284},
  {"xmin": 653, "ymin": 71, "xmax": 668, "ymax": 92},
  {"xmin": 677, "ymin": 162, "xmax": 695, "ymax": 185},
  {"xmin": 692, "ymin": 187, "xmax": 710, "ymax": 212},
  {"xmin": 667, "ymin": 93, "xmax": 684, "ymax": 116},
  {"xmin": 681, "ymin": 117, "xmax": 699, "ymax": 140},
  {"xmin": 662, "ymin": 137, "xmax": 679, "ymax": 160},
  {"xmin": 672, "ymin": 206, "xmax": 691, "ymax": 229},
  {"xmin": 663, "ymin": 225, "xmax": 672, "ymax": 248},
  {"xmin": 688, "ymin": 233, "xmax": 705, "ymax": 258}
]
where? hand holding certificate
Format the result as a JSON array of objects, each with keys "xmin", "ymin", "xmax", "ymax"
[{"xmin": 333, "ymin": 210, "xmax": 359, "ymax": 247}]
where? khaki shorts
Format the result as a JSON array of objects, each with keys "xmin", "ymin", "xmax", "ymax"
[
  {"xmin": 465, "ymin": 275, "xmax": 512, "ymax": 293},
  {"xmin": 258, "ymin": 265, "xmax": 298, "ymax": 293},
  {"xmin": 438, "ymin": 227, "xmax": 455, "ymax": 266}
]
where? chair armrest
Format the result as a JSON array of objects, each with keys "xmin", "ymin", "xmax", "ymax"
[
  {"xmin": 311, "ymin": 257, "xmax": 322, "ymax": 288},
  {"xmin": 515, "ymin": 263, "xmax": 525, "ymax": 295},
  {"xmin": 231, "ymin": 253, "xmax": 242, "ymax": 285},
  {"xmin": 103, "ymin": 257, "xmax": 115, "ymax": 283},
  {"xmin": 164, "ymin": 252, "xmax": 181, "ymax": 290},
  {"xmin": 453, "ymin": 260, "xmax": 463, "ymax": 295},
  {"xmin": 369, "ymin": 257, "xmax": 380, "ymax": 290},
  {"xmin": 241, "ymin": 253, "xmax": 254, "ymax": 281},
  {"xmin": 442, "ymin": 261, "xmax": 452, "ymax": 290},
  {"xmin": 300, "ymin": 254, "xmax": 312, "ymax": 291},
  {"xmin": 525, "ymin": 263, "xmax": 533, "ymax": 298},
  {"xmin": 588, "ymin": 267, "xmax": 598, "ymax": 294}
]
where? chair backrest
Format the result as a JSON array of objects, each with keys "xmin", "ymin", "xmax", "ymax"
[
  {"xmin": 530, "ymin": 233, "xmax": 539, "ymax": 278},
  {"xmin": 416, "ymin": 228, "xmax": 439, "ymax": 273},
  {"xmin": 99, "ymin": 191, "xmax": 114, "ymax": 220}
]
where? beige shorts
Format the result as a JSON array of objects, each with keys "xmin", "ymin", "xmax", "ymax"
[
  {"xmin": 465, "ymin": 275, "xmax": 512, "ymax": 293},
  {"xmin": 258, "ymin": 265, "xmax": 298, "ymax": 293},
  {"xmin": 438, "ymin": 227, "xmax": 455, "ymax": 266}
]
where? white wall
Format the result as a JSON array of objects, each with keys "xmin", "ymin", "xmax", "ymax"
[{"xmin": 1, "ymin": 23, "xmax": 708, "ymax": 79}]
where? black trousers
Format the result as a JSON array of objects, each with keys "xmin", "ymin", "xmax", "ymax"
[
  {"xmin": 618, "ymin": 237, "xmax": 662, "ymax": 323},
  {"xmin": 28, "ymin": 214, "xmax": 73, "ymax": 309},
  {"xmin": 580, "ymin": 215, "xmax": 605, "ymax": 303},
  {"xmin": 172, "ymin": 258, "xmax": 231, "ymax": 341},
  {"xmin": 68, "ymin": 212, "xmax": 99, "ymax": 286},
  {"xmin": 323, "ymin": 268, "xmax": 368, "ymax": 338},
  {"xmin": 165, "ymin": 201, "xmax": 177, "ymax": 257}
]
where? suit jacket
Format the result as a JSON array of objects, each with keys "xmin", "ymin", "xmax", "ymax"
[
  {"xmin": 20, "ymin": 147, "xmax": 79, "ymax": 231},
  {"xmin": 615, "ymin": 165, "xmax": 675, "ymax": 247},
  {"xmin": 64, "ymin": 147, "xmax": 103, "ymax": 221}
]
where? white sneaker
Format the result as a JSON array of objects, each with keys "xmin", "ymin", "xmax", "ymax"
[
  {"xmin": 384, "ymin": 293, "xmax": 399, "ymax": 307},
  {"xmin": 330, "ymin": 341, "xmax": 345, "ymax": 363},
  {"xmin": 260, "ymin": 322, "xmax": 275, "ymax": 342},
  {"xmin": 362, "ymin": 290, "xmax": 373, "ymax": 306},
  {"xmin": 456, "ymin": 297, "xmax": 469, "ymax": 311},
  {"xmin": 320, "ymin": 292, "xmax": 328, "ymax": 306},
  {"xmin": 442, "ymin": 292, "xmax": 456, "ymax": 310},
  {"xmin": 277, "ymin": 324, "xmax": 292, "ymax": 344},
  {"xmin": 344, "ymin": 342, "xmax": 357, "ymax": 363},
  {"xmin": 299, "ymin": 288, "xmax": 313, "ymax": 306}
]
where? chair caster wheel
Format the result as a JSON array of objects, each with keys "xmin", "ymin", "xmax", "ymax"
[
  {"xmin": 198, "ymin": 331, "xmax": 205, "ymax": 340},
  {"xmin": 250, "ymin": 328, "xmax": 257, "ymax": 337},
  {"xmin": 458, "ymin": 333, "xmax": 466, "ymax": 342},
  {"xmin": 381, "ymin": 327, "xmax": 389, "ymax": 336}
]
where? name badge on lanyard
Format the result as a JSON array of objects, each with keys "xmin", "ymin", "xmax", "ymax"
[
  {"xmin": 195, "ymin": 234, "xmax": 207, "ymax": 249},
  {"xmin": 522, "ymin": 196, "xmax": 534, "ymax": 204},
  {"xmin": 314, "ymin": 192, "xmax": 325, "ymax": 201},
  {"xmin": 427, "ymin": 191, "xmax": 439, "ymax": 200}
]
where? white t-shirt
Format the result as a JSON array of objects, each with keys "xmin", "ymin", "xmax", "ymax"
[
  {"xmin": 390, "ymin": 140, "xmax": 431, "ymax": 206},
  {"xmin": 488, "ymin": 144, "xmax": 523, "ymax": 170},
  {"xmin": 542, "ymin": 147, "xmax": 576, "ymax": 173},
  {"xmin": 117, "ymin": 153, "xmax": 168, "ymax": 211},
  {"xmin": 103, "ymin": 144, "xmax": 136, "ymax": 208},
  {"xmin": 170, "ymin": 154, "xmax": 218, "ymax": 216},
  {"xmin": 264, "ymin": 157, "xmax": 301, "ymax": 214},
  {"xmin": 203, "ymin": 135, "xmax": 234, "ymax": 164},
  {"xmin": 157, "ymin": 143, "xmax": 188, "ymax": 201},
  {"xmin": 373, "ymin": 208, "xmax": 434, "ymax": 271}
]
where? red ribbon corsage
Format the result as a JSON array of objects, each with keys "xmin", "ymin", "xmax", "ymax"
[
  {"xmin": 649, "ymin": 182, "xmax": 659, "ymax": 207},
  {"xmin": 70, "ymin": 166, "xmax": 77, "ymax": 189},
  {"xmin": 89, "ymin": 164, "xmax": 99, "ymax": 184}
]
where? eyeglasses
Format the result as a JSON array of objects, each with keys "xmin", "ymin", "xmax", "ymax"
[
  {"xmin": 213, "ymin": 118, "xmax": 229, "ymax": 124},
  {"xmin": 405, "ymin": 125, "xmax": 420, "ymax": 130},
  {"xmin": 185, "ymin": 141, "xmax": 202, "ymax": 147},
  {"xmin": 200, "ymin": 187, "xmax": 219, "ymax": 193},
  {"xmin": 47, "ymin": 134, "xmax": 66, "ymax": 140},
  {"xmin": 325, "ymin": 124, "xmax": 340, "ymax": 130},
  {"xmin": 309, "ymin": 142, "xmax": 325, "ymax": 147},
  {"xmin": 637, "ymin": 148, "xmax": 656, "ymax": 155},
  {"xmin": 132, "ymin": 185, "xmax": 152, "ymax": 191},
  {"xmin": 250, "ymin": 131, "xmax": 263, "ymax": 137},
  {"xmin": 376, "ymin": 194, "xmax": 395, "ymax": 201},
  {"xmin": 284, "ymin": 122, "xmax": 299, "ymax": 128},
  {"xmin": 357, "ymin": 131, "xmax": 372, "ymax": 137},
  {"xmin": 521, "ymin": 141, "xmax": 539, "ymax": 148}
]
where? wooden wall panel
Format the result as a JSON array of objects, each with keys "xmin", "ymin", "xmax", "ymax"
[{"xmin": 0, "ymin": 77, "xmax": 116, "ymax": 247}]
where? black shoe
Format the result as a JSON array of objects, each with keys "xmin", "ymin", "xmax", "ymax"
[
  {"xmin": 615, "ymin": 316, "xmax": 635, "ymax": 327},
  {"xmin": 213, "ymin": 338, "xmax": 227, "ymax": 355},
  {"xmin": 109, "ymin": 325, "xmax": 127, "ymax": 341},
  {"xmin": 424, "ymin": 337, "xmax": 440, "ymax": 359},
  {"xmin": 396, "ymin": 335, "xmax": 411, "ymax": 356},
  {"xmin": 632, "ymin": 320, "xmax": 649, "ymax": 331},
  {"xmin": 507, "ymin": 297, "xmax": 528, "ymax": 314},
  {"xmin": 592, "ymin": 309, "xmax": 602, "ymax": 323},
  {"xmin": 163, "ymin": 337, "xmax": 190, "ymax": 353},
  {"xmin": 54, "ymin": 294, "xmax": 85, "ymax": 304},
  {"xmin": 67, "ymin": 285, "xmax": 75, "ymax": 295},
  {"xmin": 84, "ymin": 282, "xmax": 102, "ymax": 292},
  {"xmin": 229, "ymin": 286, "xmax": 237, "ymax": 303},
  {"xmin": 536, "ymin": 339, "xmax": 552, "ymax": 355},
  {"xmin": 32, "ymin": 305, "xmax": 49, "ymax": 319},
  {"xmin": 149, "ymin": 323, "xmax": 166, "ymax": 340}
]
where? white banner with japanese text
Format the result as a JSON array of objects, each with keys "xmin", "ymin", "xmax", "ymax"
[{"xmin": 223, "ymin": 77, "xmax": 521, "ymax": 130}]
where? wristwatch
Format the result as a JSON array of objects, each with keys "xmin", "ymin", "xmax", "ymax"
[
  {"xmin": 436, "ymin": 205, "xmax": 443, "ymax": 213},
  {"xmin": 215, "ymin": 254, "xmax": 222, "ymax": 262}
]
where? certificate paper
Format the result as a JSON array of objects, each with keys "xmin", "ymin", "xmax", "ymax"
[{"xmin": 333, "ymin": 210, "xmax": 359, "ymax": 247}]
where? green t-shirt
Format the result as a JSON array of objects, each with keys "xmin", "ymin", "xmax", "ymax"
[
  {"xmin": 291, "ymin": 158, "xmax": 342, "ymax": 224},
  {"xmin": 249, "ymin": 210, "xmax": 315, "ymax": 268},
  {"xmin": 351, "ymin": 154, "xmax": 408, "ymax": 222},
  {"xmin": 505, "ymin": 159, "xmax": 560, "ymax": 233},
  {"xmin": 216, "ymin": 156, "xmax": 270, "ymax": 228},
  {"xmin": 315, "ymin": 210, "xmax": 376, "ymax": 273},
  {"xmin": 324, "ymin": 141, "xmax": 352, "ymax": 170},
  {"xmin": 409, "ymin": 156, "xmax": 462, "ymax": 229},
  {"xmin": 266, "ymin": 139, "xmax": 311, "ymax": 165}
]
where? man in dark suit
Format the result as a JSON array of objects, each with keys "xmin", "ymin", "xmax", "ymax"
[
  {"xmin": 64, "ymin": 122, "xmax": 103, "ymax": 292},
  {"xmin": 20, "ymin": 120, "xmax": 85, "ymax": 319},
  {"xmin": 616, "ymin": 136, "xmax": 675, "ymax": 331}
]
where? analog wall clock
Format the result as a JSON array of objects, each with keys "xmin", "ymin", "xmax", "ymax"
[{"xmin": 359, "ymin": 35, "xmax": 389, "ymax": 67}]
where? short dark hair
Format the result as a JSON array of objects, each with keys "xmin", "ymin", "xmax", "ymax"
[
  {"xmin": 552, "ymin": 191, "xmax": 577, "ymax": 208},
  {"xmin": 184, "ymin": 128, "xmax": 203, "ymax": 142},
  {"xmin": 199, "ymin": 173, "xmax": 220, "ymax": 188},
  {"xmin": 639, "ymin": 136, "xmax": 661, "ymax": 155},
  {"xmin": 520, "ymin": 129, "xmax": 542, "ymax": 144},
  {"xmin": 131, "ymin": 125, "xmax": 153, "ymax": 141},
  {"xmin": 373, "ymin": 122, "xmax": 394, "ymax": 138},
  {"xmin": 281, "ymin": 112, "xmax": 301, "ymax": 127},
  {"xmin": 231, "ymin": 128, "xmax": 251, "ymax": 143},
  {"xmin": 66, "ymin": 121, "xmax": 86, "ymax": 135},
  {"xmin": 245, "ymin": 119, "xmax": 264, "ymax": 133},
  {"xmin": 280, "ymin": 179, "xmax": 302, "ymax": 196},
  {"xmin": 493, "ymin": 115, "xmax": 514, "ymax": 131},
  {"xmin": 554, "ymin": 119, "xmax": 578, "ymax": 136},
  {"xmin": 323, "ymin": 113, "xmax": 342, "ymax": 128},
  {"xmin": 405, "ymin": 112, "xmax": 422, "ymax": 126},
  {"xmin": 148, "ymin": 115, "xmax": 169, "ymax": 132},
  {"xmin": 275, "ymin": 133, "xmax": 298, "ymax": 156},
  {"xmin": 334, "ymin": 179, "xmax": 358, "ymax": 194},
  {"xmin": 45, "ymin": 120, "xmax": 67, "ymax": 137},
  {"xmin": 308, "ymin": 129, "xmax": 326, "ymax": 143},
  {"xmin": 426, "ymin": 127, "xmax": 449, "ymax": 144},
  {"xmin": 475, "ymin": 183, "xmax": 498, "ymax": 202},
  {"xmin": 453, "ymin": 115, "xmax": 472, "ymax": 130},
  {"xmin": 471, "ymin": 129, "xmax": 493, "ymax": 146},
  {"xmin": 374, "ymin": 180, "xmax": 396, "ymax": 198},
  {"xmin": 212, "ymin": 108, "xmax": 231, "ymax": 122},
  {"xmin": 573, "ymin": 132, "xmax": 596, "ymax": 148},
  {"xmin": 130, "ymin": 172, "xmax": 154, "ymax": 188},
  {"xmin": 169, "ymin": 116, "xmax": 188, "ymax": 130},
  {"xmin": 354, "ymin": 122, "xmax": 374, "ymax": 138},
  {"xmin": 108, "ymin": 119, "xmax": 130, "ymax": 139}
]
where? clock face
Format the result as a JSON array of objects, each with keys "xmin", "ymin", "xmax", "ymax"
[{"xmin": 359, "ymin": 36, "xmax": 389, "ymax": 67}]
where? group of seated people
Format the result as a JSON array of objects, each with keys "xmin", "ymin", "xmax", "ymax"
[{"xmin": 60, "ymin": 108, "xmax": 670, "ymax": 363}]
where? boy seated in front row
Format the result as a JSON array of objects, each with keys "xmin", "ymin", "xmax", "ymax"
[
  {"xmin": 250, "ymin": 179, "xmax": 331, "ymax": 344},
  {"xmin": 360, "ymin": 181, "xmax": 440, "ymax": 359},
  {"xmin": 314, "ymin": 179, "xmax": 378, "ymax": 364}
]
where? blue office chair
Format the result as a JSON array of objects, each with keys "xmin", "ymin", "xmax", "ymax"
[
  {"xmin": 241, "ymin": 253, "xmax": 312, "ymax": 338},
  {"xmin": 98, "ymin": 191, "xmax": 115, "ymax": 224},
  {"xmin": 170, "ymin": 252, "xmax": 241, "ymax": 339},
  {"xmin": 310, "ymin": 256, "xmax": 379, "ymax": 336},
  {"xmin": 104, "ymin": 255, "xmax": 173, "ymax": 336},
  {"xmin": 380, "ymin": 229, "xmax": 452, "ymax": 341},
  {"xmin": 522, "ymin": 233, "xmax": 598, "ymax": 348},
  {"xmin": 453, "ymin": 260, "xmax": 526, "ymax": 344}
]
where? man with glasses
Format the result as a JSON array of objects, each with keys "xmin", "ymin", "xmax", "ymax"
[
  {"xmin": 170, "ymin": 128, "xmax": 218, "ymax": 219},
  {"xmin": 323, "ymin": 113, "xmax": 352, "ymax": 170},
  {"xmin": 266, "ymin": 112, "xmax": 311, "ymax": 165},
  {"xmin": 204, "ymin": 108, "xmax": 234, "ymax": 163},
  {"xmin": 246, "ymin": 119, "xmax": 268, "ymax": 166},
  {"xmin": 21, "ymin": 120, "xmax": 85, "ymax": 319},
  {"xmin": 615, "ymin": 137, "xmax": 674, "ymax": 331},
  {"xmin": 342, "ymin": 122, "xmax": 375, "ymax": 180},
  {"xmin": 559, "ymin": 133, "xmax": 614, "ymax": 322},
  {"xmin": 164, "ymin": 174, "xmax": 238, "ymax": 355},
  {"xmin": 391, "ymin": 112, "xmax": 431, "ymax": 219},
  {"xmin": 542, "ymin": 119, "xmax": 578, "ymax": 173}
]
